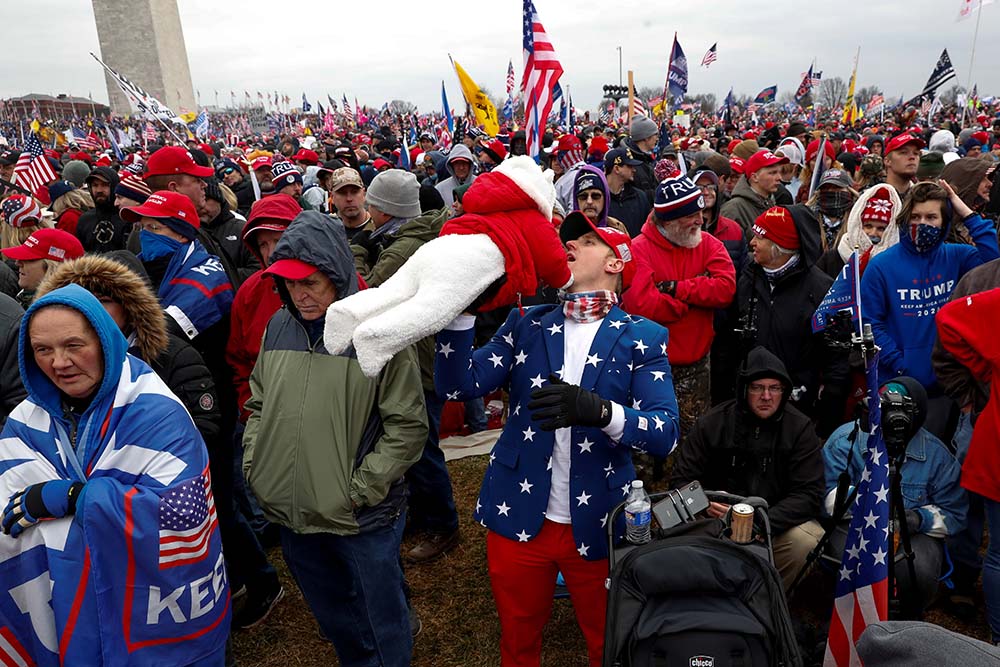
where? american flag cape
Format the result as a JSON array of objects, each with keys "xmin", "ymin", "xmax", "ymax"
[
  {"xmin": 147, "ymin": 239, "xmax": 234, "ymax": 341},
  {"xmin": 522, "ymin": 0, "xmax": 564, "ymax": 161},
  {"xmin": 824, "ymin": 348, "xmax": 888, "ymax": 666},
  {"xmin": 0, "ymin": 286, "xmax": 229, "ymax": 665}
]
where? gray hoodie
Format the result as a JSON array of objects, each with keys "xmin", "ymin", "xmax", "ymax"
[{"xmin": 435, "ymin": 144, "xmax": 478, "ymax": 208}]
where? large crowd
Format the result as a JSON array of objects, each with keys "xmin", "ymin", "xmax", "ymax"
[{"xmin": 2, "ymin": 102, "xmax": 1000, "ymax": 666}]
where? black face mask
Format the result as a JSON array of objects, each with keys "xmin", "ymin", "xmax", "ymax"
[{"xmin": 818, "ymin": 190, "xmax": 853, "ymax": 218}]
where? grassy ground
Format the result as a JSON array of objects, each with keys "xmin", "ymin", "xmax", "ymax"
[{"xmin": 232, "ymin": 454, "xmax": 991, "ymax": 667}]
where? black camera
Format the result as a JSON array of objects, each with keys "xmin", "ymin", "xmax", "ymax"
[{"xmin": 880, "ymin": 390, "xmax": 919, "ymax": 454}]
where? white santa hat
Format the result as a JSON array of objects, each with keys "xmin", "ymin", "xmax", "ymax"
[{"xmin": 491, "ymin": 155, "xmax": 556, "ymax": 220}]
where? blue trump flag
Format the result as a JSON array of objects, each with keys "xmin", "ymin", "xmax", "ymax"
[
  {"xmin": 812, "ymin": 250, "xmax": 860, "ymax": 333},
  {"xmin": 667, "ymin": 34, "xmax": 688, "ymax": 102},
  {"xmin": 754, "ymin": 85, "xmax": 777, "ymax": 105},
  {"xmin": 0, "ymin": 285, "xmax": 229, "ymax": 666},
  {"xmin": 441, "ymin": 81, "xmax": 454, "ymax": 133}
]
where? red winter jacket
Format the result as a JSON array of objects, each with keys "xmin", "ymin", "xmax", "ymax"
[
  {"xmin": 440, "ymin": 170, "xmax": 572, "ymax": 312},
  {"xmin": 57, "ymin": 208, "xmax": 82, "ymax": 236},
  {"xmin": 622, "ymin": 220, "xmax": 736, "ymax": 366},
  {"xmin": 936, "ymin": 287, "xmax": 1000, "ymax": 501},
  {"xmin": 226, "ymin": 269, "xmax": 283, "ymax": 422}
]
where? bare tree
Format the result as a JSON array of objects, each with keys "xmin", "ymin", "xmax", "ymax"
[
  {"xmin": 684, "ymin": 93, "xmax": 717, "ymax": 115},
  {"xmin": 939, "ymin": 84, "xmax": 967, "ymax": 106},
  {"xmin": 637, "ymin": 86, "xmax": 662, "ymax": 103},
  {"xmin": 778, "ymin": 90, "xmax": 798, "ymax": 106},
  {"xmin": 855, "ymin": 85, "xmax": 882, "ymax": 106},
  {"xmin": 817, "ymin": 77, "xmax": 848, "ymax": 108},
  {"xmin": 388, "ymin": 99, "xmax": 417, "ymax": 115}
]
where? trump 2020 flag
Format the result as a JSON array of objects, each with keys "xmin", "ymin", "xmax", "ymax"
[
  {"xmin": 666, "ymin": 33, "xmax": 688, "ymax": 103},
  {"xmin": 824, "ymin": 349, "xmax": 888, "ymax": 666},
  {"xmin": 812, "ymin": 251, "xmax": 861, "ymax": 333}
]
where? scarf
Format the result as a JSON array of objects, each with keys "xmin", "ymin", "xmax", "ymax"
[
  {"xmin": 561, "ymin": 290, "xmax": 618, "ymax": 324},
  {"xmin": 762, "ymin": 253, "xmax": 800, "ymax": 286}
]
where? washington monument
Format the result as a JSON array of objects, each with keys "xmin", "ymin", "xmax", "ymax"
[{"xmin": 91, "ymin": 0, "xmax": 196, "ymax": 115}]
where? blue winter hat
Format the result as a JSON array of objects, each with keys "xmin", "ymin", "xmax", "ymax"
[
  {"xmin": 47, "ymin": 179, "xmax": 76, "ymax": 203},
  {"xmin": 653, "ymin": 174, "xmax": 705, "ymax": 222},
  {"xmin": 271, "ymin": 161, "xmax": 303, "ymax": 190}
]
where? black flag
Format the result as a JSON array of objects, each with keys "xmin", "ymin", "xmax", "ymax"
[{"xmin": 921, "ymin": 49, "xmax": 956, "ymax": 96}]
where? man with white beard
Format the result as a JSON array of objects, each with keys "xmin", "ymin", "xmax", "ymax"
[{"xmin": 622, "ymin": 174, "xmax": 736, "ymax": 442}]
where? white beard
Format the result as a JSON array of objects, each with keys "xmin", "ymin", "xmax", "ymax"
[{"xmin": 660, "ymin": 223, "xmax": 702, "ymax": 249}]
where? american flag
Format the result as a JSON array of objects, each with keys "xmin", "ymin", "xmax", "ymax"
[
  {"xmin": 506, "ymin": 59, "xmax": 516, "ymax": 97},
  {"xmin": 631, "ymin": 96, "xmax": 647, "ymax": 119},
  {"xmin": 342, "ymin": 95, "xmax": 352, "ymax": 119},
  {"xmin": 0, "ymin": 626, "xmax": 33, "ymax": 667},
  {"xmin": 158, "ymin": 466, "xmax": 217, "ymax": 569},
  {"xmin": 824, "ymin": 351, "xmax": 888, "ymax": 667},
  {"xmin": 811, "ymin": 70, "xmax": 823, "ymax": 88},
  {"xmin": 701, "ymin": 43, "xmax": 718, "ymax": 67},
  {"xmin": 71, "ymin": 127, "xmax": 101, "ymax": 150},
  {"xmin": 522, "ymin": 0, "xmax": 564, "ymax": 160},
  {"xmin": 12, "ymin": 133, "xmax": 57, "ymax": 193}
]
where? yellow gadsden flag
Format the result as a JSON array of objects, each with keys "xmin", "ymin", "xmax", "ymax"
[{"xmin": 451, "ymin": 56, "xmax": 499, "ymax": 137}]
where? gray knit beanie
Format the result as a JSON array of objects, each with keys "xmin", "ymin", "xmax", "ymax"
[
  {"xmin": 62, "ymin": 160, "xmax": 92, "ymax": 188},
  {"xmin": 366, "ymin": 169, "xmax": 421, "ymax": 219},
  {"xmin": 630, "ymin": 115, "xmax": 659, "ymax": 142}
]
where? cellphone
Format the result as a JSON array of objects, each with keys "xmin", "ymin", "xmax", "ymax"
[{"xmin": 652, "ymin": 480, "xmax": 710, "ymax": 530}]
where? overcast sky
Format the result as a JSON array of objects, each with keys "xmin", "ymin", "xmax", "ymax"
[{"xmin": 5, "ymin": 0, "xmax": 1000, "ymax": 113}]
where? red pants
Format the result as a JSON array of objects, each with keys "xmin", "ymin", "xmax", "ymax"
[{"xmin": 487, "ymin": 520, "xmax": 608, "ymax": 667}]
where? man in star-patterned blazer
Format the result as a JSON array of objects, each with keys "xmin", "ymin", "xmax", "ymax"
[{"xmin": 436, "ymin": 212, "xmax": 680, "ymax": 667}]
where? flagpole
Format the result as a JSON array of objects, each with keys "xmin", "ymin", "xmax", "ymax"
[
  {"xmin": 89, "ymin": 52, "xmax": 185, "ymax": 143},
  {"xmin": 961, "ymin": 1, "xmax": 984, "ymax": 127}
]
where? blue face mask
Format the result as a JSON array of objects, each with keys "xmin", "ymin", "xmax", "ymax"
[
  {"xmin": 139, "ymin": 229, "xmax": 183, "ymax": 260},
  {"xmin": 910, "ymin": 223, "xmax": 943, "ymax": 253}
]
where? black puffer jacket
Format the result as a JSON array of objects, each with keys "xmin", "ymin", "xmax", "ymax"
[
  {"xmin": 621, "ymin": 137, "xmax": 657, "ymax": 203},
  {"xmin": 0, "ymin": 293, "xmax": 25, "ymax": 427},
  {"xmin": 671, "ymin": 346, "xmax": 825, "ymax": 535},
  {"xmin": 733, "ymin": 256, "xmax": 849, "ymax": 436}
]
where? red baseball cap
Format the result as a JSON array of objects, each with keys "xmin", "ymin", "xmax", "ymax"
[
  {"xmin": 729, "ymin": 157, "xmax": 746, "ymax": 175},
  {"xmin": 884, "ymin": 133, "xmax": 926, "ymax": 156},
  {"xmin": 244, "ymin": 194, "xmax": 302, "ymax": 239},
  {"xmin": 144, "ymin": 146, "xmax": 214, "ymax": 179},
  {"xmin": 292, "ymin": 148, "xmax": 319, "ymax": 165},
  {"xmin": 744, "ymin": 150, "xmax": 788, "ymax": 177},
  {"xmin": 558, "ymin": 211, "xmax": 635, "ymax": 289},
  {"xmin": 2, "ymin": 228, "xmax": 84, "ymax": 262},
  {"xmin": 250, "ymin": 156, "xmax": 273, "ymax": 171},
  {"xmin": 265, "ymin": 258, "xmax": 319, "ymax": 280},
  {"xmin": 119, "ymin": 190, "xmax": 200, "ymax": 227}
]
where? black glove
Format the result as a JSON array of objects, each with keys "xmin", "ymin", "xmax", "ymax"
[
  {"xmin": 905, "ymin": 509, "xmax": 922, "ymax": 533},
  {"xmin": 2, "ymin": 481, "xmax": 85, "ymax": 538},
  {"xmin": 528, "ymin": 375, "xmax": 612, "ymax": 431},
  {"xmin": 656, "ymin": 280, "xmax": 677, "ymax": 296}
]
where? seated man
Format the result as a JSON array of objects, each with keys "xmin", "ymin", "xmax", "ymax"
[
  {"xmin": 671, "ymin": 346, "xmax": 825, "ymax": 590},
  {"xmin": 822, "ymin": 376, "xmax": 968, "ymax": 618}
]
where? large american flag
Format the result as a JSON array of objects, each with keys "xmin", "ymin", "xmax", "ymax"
[
  {"xmin": 158, "ymin": 466, "xmax": 217, "ymax": 569},
  {"xmin": 12, "ymin": 133, "xmax": 57, "ymax": 193},
  {"xmin": 522, "ymin": 0, "xmax": 563, "ymax": 161},
  {"xmin": 824, "ymin": 351, "xmax": 888, "ymax": 667}
]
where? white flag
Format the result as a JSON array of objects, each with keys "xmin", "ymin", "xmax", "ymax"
[
  {"xmin": 90, "ymin": 52, "xmax": 184, "ymax": 124},
  {"xmin": 958, "ymin": 0, "xmax": 995, "ymax": 21}
]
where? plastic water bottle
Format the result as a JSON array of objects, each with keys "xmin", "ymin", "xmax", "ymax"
[{"xmin": 624, "ymin": 480, "xmax": 652, "ymax": 544}]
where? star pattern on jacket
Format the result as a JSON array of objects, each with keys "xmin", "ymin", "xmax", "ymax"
[{"xmin": 436, "ymin": 303, "xmax": 680, "ymax": 561}]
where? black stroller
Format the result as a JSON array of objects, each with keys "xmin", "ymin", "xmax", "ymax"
[{"xmin": 603, "ymin": 488, "xmax": 802, "ymax": 667}]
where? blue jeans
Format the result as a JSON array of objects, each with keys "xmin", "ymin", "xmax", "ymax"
[
  {"xmin": 406, "ymin": 390, "xmax": 459, "ymax": 535},
  {"xmin": 464, "ymin": 397, "xmax": 488, "ymax": 433},
  {"xmin": 948, "ymin": 412, "xmax": 985, "ymax": 574},
  {"xmin": 984, "ymin": 499, "xmax": 1000, "ymax": 639},
  {"xmin": 280, "ymin": 510, "xmax": 412, "ymax": 667}
]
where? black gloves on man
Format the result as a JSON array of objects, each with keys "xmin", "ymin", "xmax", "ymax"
[{"xmin": 528, "ymin": 375, "xmax": 612, "ymax": 431}]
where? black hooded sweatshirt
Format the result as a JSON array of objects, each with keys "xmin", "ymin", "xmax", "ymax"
[
  {"xmin": 670, "ymin": 346, "xmax": 825, "ymax": 535},
  {"xmin": 76, "ymin": 167, "xmax": 127, "ymax": 253}
]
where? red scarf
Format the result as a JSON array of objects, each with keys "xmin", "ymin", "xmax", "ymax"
[{"xmin": 561, "ymin": 290, "xmax": 619, "ymax": 324}]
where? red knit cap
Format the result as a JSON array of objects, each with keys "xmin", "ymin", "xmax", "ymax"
[
  {"xmin": 752, "ymin": 207, "xmax": 800, "ymax": 250},
  {"xmin": 861, "ymin": 187, "xmax": 895, "ymax": 224}
]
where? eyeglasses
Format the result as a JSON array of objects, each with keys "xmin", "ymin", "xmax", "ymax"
[
  {"xmin": 578, "ymin": 192, "xmax": 604, "ymax": 201},
  {"xmin": 748, "ymin": 383, "xmax": 783, "ymax": 396},
  {"xmin": 697, "ymin": 184, "xmax": 717, "ymax": 193}
]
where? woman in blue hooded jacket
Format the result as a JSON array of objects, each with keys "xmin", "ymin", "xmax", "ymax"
[
  {"xmin": 861, "ymin": 181, "xmax": 1000, "ymax": 390},
  {"xmin": 0, "ymin": 285, "xmax": 228, "ymax": 666}
]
